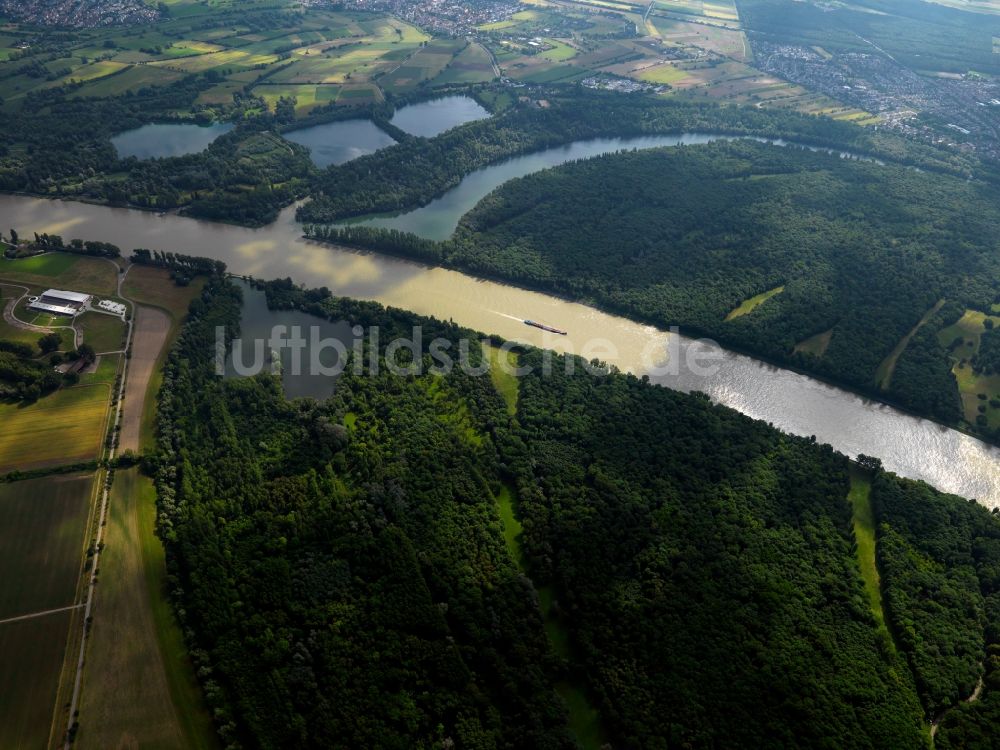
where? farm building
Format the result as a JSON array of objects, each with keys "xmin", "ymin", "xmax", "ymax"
[{"xmin": 28, "ymin": 289, "xmax": 91, "ymax": 317}]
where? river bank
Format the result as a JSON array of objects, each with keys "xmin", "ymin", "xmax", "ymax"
[{"xmin": 2, "ymin": 193, "xmax": 998, "ymax": 504}]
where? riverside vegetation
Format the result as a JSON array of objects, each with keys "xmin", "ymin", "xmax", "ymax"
[
  {"xmin": 308, "ymin": 138, "xmax": 1000, "ymax": 443},
  {"xmin": 150, "ymin": 276, "xmax": 1000, "ymax": 748}
]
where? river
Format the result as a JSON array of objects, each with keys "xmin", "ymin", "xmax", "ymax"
[{"xmin": 1, "ymin": 155, "xmax": 998, "ymax": 505}]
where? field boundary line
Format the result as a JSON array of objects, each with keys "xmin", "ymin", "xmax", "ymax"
[{"xmin": 0, "ymin": 604, "xmax": 84, "ymax": 627}]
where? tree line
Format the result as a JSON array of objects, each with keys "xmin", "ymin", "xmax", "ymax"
[{"xmin": 145, "ymin": 273, "xmax": 1000, "ymax": 748}]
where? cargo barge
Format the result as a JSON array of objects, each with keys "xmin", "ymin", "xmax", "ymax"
[{"xmin": 524, "ymin": 319, "xmax": 567, "ymax": 335}]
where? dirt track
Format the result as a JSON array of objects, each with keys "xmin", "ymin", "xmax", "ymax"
[{"xmin": 118, "ymin": 306, "xmax": 169, "ymax": 454}]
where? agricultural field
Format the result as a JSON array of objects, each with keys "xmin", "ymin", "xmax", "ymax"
[
  {"xmin": 653, "ymin": 0, "xmax": 741, "ymax": 26},
  {"xmin": 148, "ymin": 47, "xmax": 280, "ymax": 74},
  {"xmin": 379, "ymin": 39, "xmax": 467, "ymax": 92},
  {"xmin": 44, "ymin": 60, "xmax": 129, "ymax": 88},
  {"xmin": 0, "ymin": 263, "xmax": 205, "ymax": 748},
  {"xmin": 267, "ymin": 46, "xmax": 392, "ymax": 84},
  {"xmin": 67, "ymin": 64, "xmax": 186, "ymax": 98},
  {"xmin": 661, "ymin": 58, "xmax": 872, "ymax": 120},
  {"xmin": 0, "ymin": 474, "xmax": 94, "ymax": 619},
  {"xmin": 938, "ymin": 309, "xmax": 1000, "ymax": 428},
  {"xmin": 483, "ymin": 0, "xmax": 870, "ymax": 121},
  {"xmin": 634, "ymin": 61, "xmax": 691, "ymax": 84},
  {"xmin": 121, "ymin": 265, "xmax": 205, "ymax": 452},
  {"xmin": 254, "ymin": 83, "xmax": 340, "ymax": 113},
  {"xmin": 75, "ymin": 269, "xmax": 211, "ymax": 747},
  {"xmin": 655, "ymin": 16, "xmax": 750, "ymax": 60},
  {"xmin": 122, "ymin": 265, "xmax": 203, "ymax": 320},
  {"xmin": 0, "ymin": 474, "xmax": 95, "ymax": 750},
  {"xmin": 78, "ymin": 469, "xmax": 216, "ymax": 750},
  {"xmin": 0, "ymin": 5, "xmax": 452, "ymax": 113},
  {"xmin": 75, "ymin": 311, "xmax": 126, "ymax": 353},
  {"xmin": 0, "ymin": 611, "xmax": 76, "ymax": 750},
  {"xmin": 0, "ymin": 384, "xmax": 112, "ymax": 473},
  {"xmin": 0, "ymin": 253, "xmax": 118, "ymax": 297},
  {"xmin": 432, "ymin": 42, "xmax": 496, "ymax": 85}
]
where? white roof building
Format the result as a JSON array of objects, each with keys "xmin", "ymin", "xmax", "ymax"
[
  {"xmin": 29, "ymin": 289, "xmax": 92, "ymax": 317},
  {"xmin": 40, "ymin": 289, "xmax": 90, "ymax": 304}
]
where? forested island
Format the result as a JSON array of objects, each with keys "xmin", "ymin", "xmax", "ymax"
[
  {"xmin": 298, "ymin": 90, "xmax": 981, "ymax": 226},
  {"xmin": 307, "ymin": 139, "xmax": 1000, "ymax": 443},
  {"xmin": 149, "ymin": 275, "xmax": 1000, "ymax": 748}
]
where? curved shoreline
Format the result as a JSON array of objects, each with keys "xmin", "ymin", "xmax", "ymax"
[{"xmin": 2, "ymin": 191, "xmax": 998, "ymax": 504}]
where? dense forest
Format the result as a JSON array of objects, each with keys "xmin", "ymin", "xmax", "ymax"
[
  {"xmin": 298, "ymin": 89, "xmax": 979, "ymax": 225},
  {"xmin": 150, "ymin": 275, "xmax": 1000, "ymax": 748},
  {"xmin": 872, "ymin": 472, "xmax": 1000, "ymax": 745},
  {"xmin": 973, "ymin": 326, "xmax": 1000, "ymax": 377},
  {"xmin": 311, "ymin": 139, "xmax": 1000, "ymax": 437},
  {"xmin": 0, "ymin": 339, "xmax": 63, "ymax": 400},
  {"xmin": 153, "ymin": 278, "xmax": 575, "ymax": 749}
]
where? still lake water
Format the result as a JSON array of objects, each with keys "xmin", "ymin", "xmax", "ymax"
[
  {"xmin": 225, "ymin": 280, "xmax": 354, "ymax": 400},
  {"xmin": 2, "ymin": 132, "xmax": 998, "ymax": 504},
  {"xmin": 283, "ymin": 96, "xmax": 490, "ymax": 167},
  {"xmin": 111, "ymin": 122, "xmax": 235, "ymax": 159},
  {"xmin": 389, "ymin": 95, "xmax": 491, "ymax": 138},
  {"xmin": 282, "ymin": 119, "xmax": 397, "ymax": 168}
]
